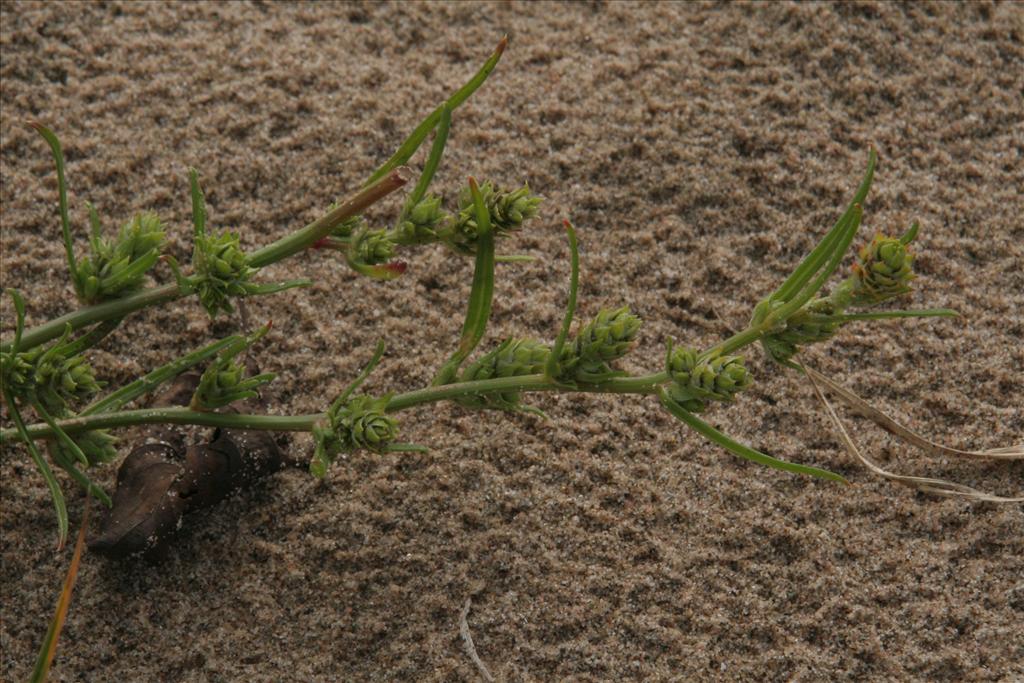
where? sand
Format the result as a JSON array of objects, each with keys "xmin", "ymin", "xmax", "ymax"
[{"xmin": 1, "ymin": 1, "xmax": 1022, "ymax": 680}]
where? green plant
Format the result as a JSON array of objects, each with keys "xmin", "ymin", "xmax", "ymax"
[{"xmin": 2, "ymin": 36, "xmax": 1020, "ymax": 557}]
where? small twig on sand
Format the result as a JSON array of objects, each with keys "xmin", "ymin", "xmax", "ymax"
[{"xmin": 460, "ymin": 597, "xmax": 494, "ymax": 683}]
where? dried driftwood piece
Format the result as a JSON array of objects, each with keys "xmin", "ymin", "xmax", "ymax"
[{"xmin": 90, "ymin": 372, "xmax": 293, "ymax": 559}]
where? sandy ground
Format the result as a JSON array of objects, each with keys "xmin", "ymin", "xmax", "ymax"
[{"xmin": 1, "ymin": 1, "xmax": 1022, "ymax": 681}]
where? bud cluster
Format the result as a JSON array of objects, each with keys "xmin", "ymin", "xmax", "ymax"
[
  {"xmin": 763, "ymin": 225, "xmax": 921, "ymax": 363},
  {"xmin": 761, "ymin": 298, "xmax": 843, "ymax": 364},
  {"xmin": 849, "ymin": 232, "xmax": 916, "ymax": 306},
  {"xmin": 75, "ymin": 212, "xmax": 166, "ymax": 303},
  {"xmin": 330, "ymin": 214, "xmax": 366, "ymax": 239},
  {"xmin": 355, "ymin": 229, "xmax": 398, "ymax": 266},
  {"xmin": 397, "ymin": 195, "xmax": 447, "ymax": 245},
  {"xmin": 459, "ymin": 337, "xmax": 550, "ymax": 411},
  {"xmin": 1, "ymin": 342, "xmax": 102, "ymax": 415},
  {"xmin": 311, "ymin": 395, "xmax": 398, "ymax": 477},
  {"xmin": 191, "ymin": 230, "xmax": 260, "ymax": 317},
  {"xmin": 191, "ymin": 328, "xmax": 274, "ymax": 411},
  {"xmin": 666, "ymin": 345, "xmax": 753, "ymax": 412},
  {"xmin": 560, "ymin": 306, "xmax": 642, "ymax": 382},
  {"xmin": 448, "ymin": 182, "xmax": 542, "ymax": 254}
]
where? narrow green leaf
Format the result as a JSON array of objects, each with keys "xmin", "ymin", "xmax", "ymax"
[
  {"xmin": 403, "ymin": 104, "xmax": 451, "ymax": 213},
  {"xmin": 658, "ymin": 389, "xmax": 846, "ymax": 483},
  {"xmin": 1, "ymin": 385, "xmax": 68, "ymax": 549},
  {"xmin": 330, "ymin": 340, "xmax": 387, "ymax": 414},
  {"xmin": 364, "ymin": 36, "xmax": 507, "ymax": 187},
  {"xmin": 244, "ymin": 279, "xmax": 312, "ymax": 296},
  {"xmin": 545, "ymin": 220, "xmax": 580, "ymax": 380},
  {"xmin": 86, "ymin": 202, "xmax": 102, "ymax": 255},
  {"xmin": 95, "ymin": 250, "xmax": 160, "ymax": 293},
  {"xmin": 771, "ymin": 148, "xmax": 876, "ymax": 305},
  {"xmin": 6, "ymin": 288, "xmax": 27, "ymax": 354},
  {"xmin": 31, "ymin": 400, "xmax": 88, "ymax": 467},
  {"xmin": 899, "ymin": 220, "xmax": 919, "ymax": 245},
  {"xmin": 82, "ymin": 334, "xmax": 243, "ymax": 415},
  {"xmin": 56, "ymin": 318, "xmax": 122, "ymax": 358},
  {"xmin": 772, "ymin": 204, "xmax": 862, "ymax": 322},
  {"xmin": 433, "ymin": 178, "xmax": 495, "ymax": 385},
  {"xmin": 29, "ymin": 122, "xmax": 79, "ymax": 290},
  {"xmin": 189, "ymin": 167, "xmax": 207, "ymax": 238},
  {"xmin": 45, "ymin": 443, "xmax": 112, "ymax": 508}
]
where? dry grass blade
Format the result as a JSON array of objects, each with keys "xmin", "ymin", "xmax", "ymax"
[
  {"xmin": 459, "ymin": 598, "xmax": 495, "ymax": 683},
  {"xmin": 804, "ymin": 366, "xmax": 1023, "ymax": 461},
  {"xmin": 30, "ymin": 502, "xmax": 90, "ymax": 683},
  {"xmin": 801, "ymin": 361, "xmax": 1023, "ymax": 503}
]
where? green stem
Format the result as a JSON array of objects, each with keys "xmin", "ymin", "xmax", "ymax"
[
  {"xmin": 3, "ymin": 372, "xmax": 672, "ymax": 443},
  {"xmin": 3, "ymin": 408, "xmax": 320, "ymax": 441},
  {"xmin": 699, "ymin": 325, "xmax": 767, "ymax": 361},
  {"xmin": 246, "ymin": 167, "xmax": 411, "ymax": 268},
  {"xmin": 1, "ymin": 283, "xmax": 180, "ymax": 354},
  {"xmin": 1, "ymin": 169, "xmax": 410, "ymax": 354}
]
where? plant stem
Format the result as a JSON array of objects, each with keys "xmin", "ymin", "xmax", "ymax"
[
  {"xmin": 2, "ymin": 283, "xmax": 181, "ymax": 355},
  {"xmin": 0, "ymin": 169, "xmax": 411, "ymax": 354},
  {"xmin": 2, "ymin": 315, "xmax": 789, "ymax": 445},
  {"xmin": 2, "ymin": 372, "xmax": 671, "ymax": 444},
  {"xmin": 246, "ymin": 167, "xmax": 411, "ymax": 268}
]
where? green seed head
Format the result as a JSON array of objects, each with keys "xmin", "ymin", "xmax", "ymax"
[
  {"xmin": 449, "ymin": 181, "xmax": 542, "ymax": 253},
  {"xmin": 669, "ymin": 348, "xmax": 753, "ymax": 406},
  {"xmin": 762, "ymin": 297, "xmax": 843, "ymax": 363},
  {"xmin": 575, "ymin": 306, "xmax": 642, "ymax": 365},
  {"xmin": 357, "ymin": 230, "xmax": 397, "ymax": 265},
  {"xmin": 399, "ymin": 194, "xmax": 447, "ymax": 244},
  {"xmin": 459, "ymin": 338, "xmax": 550, "ymax": 410},
  {"xmin": 193, "ymin": 230, "xmax": 258, "ymax": 316},
  {"xmin": 318, "ymin": 395, "xmax": 398, "ymax": 458},
  {"xmin": 851, "ymin": 232, "xmax": 916, "ymax": 306}
]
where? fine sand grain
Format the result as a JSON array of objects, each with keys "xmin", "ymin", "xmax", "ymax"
[{"xmin": 1, "ymin": 2, "xmax": 1022, "ymax": 681}]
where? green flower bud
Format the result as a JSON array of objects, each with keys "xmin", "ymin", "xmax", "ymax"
[
  {"xmin": 665, "ymin": 344, "xmax": 707, "ymax": 412},
  {"xmin": 74, "ymin": 211, "xmax": 166, "ymax": 303},
  {"xmin": 312, "ymin": 395, "xmax": 399, "ymax": 475},
  {"xmin": 398, "ymin": 194, "xmax": 447, "ymax": 244},
  {"xmin": 448, "ymin": 182, "xmax": 542, "ymax": 254},
  {"xmin": 761, "ymin": 297, "xmax": 844, "ymax": 363},
  {"xmin": 350, "ymin": 410, "xmax": 397, "ymax": 449},
  {"xmin": 331, "ymin": 214, "xmax": 365, "ymax": 239},
  {"xmin": 692, "ymin": 353, "xmax": 753, "ymax": 402},
  {"xmin": 668, "ymin": 347, "xmax": 753, "ymax": 407},
  {"xmin": 357, "ymin": 230, "xmax": 397, "ymax": 265},
  {"xmin": 850, "ymin": 230, "xmax": 916, "ymax": 306},
  {"xmin": 192, "ymin": 230, "xmax": 259, "ymax": 316},
  {"xmin": 575, "ymin": 306, "xmax": 642, "ymax": 365},
  {"xmin": 459, "ymin": 338, "xmax": 550, "ymax": 411}
]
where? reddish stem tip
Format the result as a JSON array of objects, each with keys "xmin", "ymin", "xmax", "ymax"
[
  {"xmin": 496, "ymin": 35, "xmax": 509, "ymax": 55},
  {"xmin": 383, "ymin": 261, "xmax": 408, "ymax": 276}
]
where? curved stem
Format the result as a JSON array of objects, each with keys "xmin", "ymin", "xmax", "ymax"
[
  {"xmin": 3, "ymin": 372, "xmax": 673, "ymax": 444},
  {"xmin": 2, "ymin": 409, "xmax": 321, "ymax": 441},
  {"xmin": 246, "ymin": 167, "xmax": 411, "ymax": 268},
  {"xmin": 1, "ymin": 169, "xmax": 411, "ymax": 354},
  {"xmin": 1, "ymin": 283, "xmax": 180, "ymax": 354}
]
